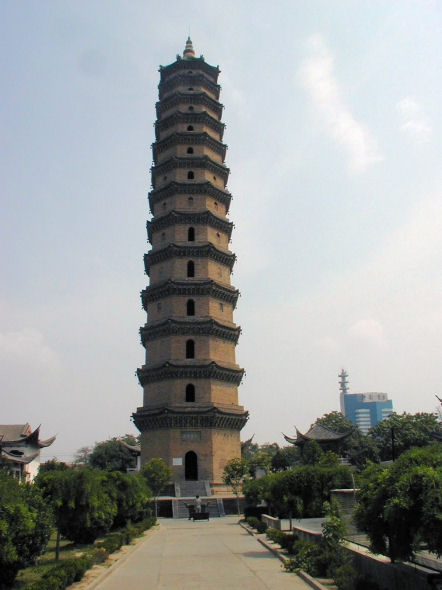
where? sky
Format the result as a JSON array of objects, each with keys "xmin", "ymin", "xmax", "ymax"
[{"xmin": 1, "ymin": 1, "xmax": 441, "ymax": 462}]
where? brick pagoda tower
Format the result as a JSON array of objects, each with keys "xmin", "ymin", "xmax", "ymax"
[{"xmin": 133, "ymin": 39, "xmax": 248, "ymax": 493}]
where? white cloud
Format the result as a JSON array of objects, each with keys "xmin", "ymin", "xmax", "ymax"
[
  {"xmin": 299, "ymin": 34, "xmax": 383, "ymax": 173},
  {"xmin": 396, "ymin": 96, "xmax": 432, "ymax": 144},
  {"xmin": 347, "ymin": 318, "xmax": 386, "ymax": 349},
  {"xmin": 0, "ymin": 328, "xmax": 61, "ymax": 369}
]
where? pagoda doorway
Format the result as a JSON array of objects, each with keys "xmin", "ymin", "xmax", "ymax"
[{"xmin": 185, "ymin": 451, "xmax": 198, "ymax": 480}]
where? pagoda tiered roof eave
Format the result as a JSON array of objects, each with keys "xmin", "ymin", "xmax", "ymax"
[
  {"xmin": 148, "ymin": 181, "xmax": 232, "ymax": 213},
  {"xmin": 159, "ymin": 73, "xmax": 221, "ymax": 101},
  {"xmin": 152, "ymin": 131, "xmax": 227, "ymax": 162},
  {"xmin": 144, "ymin": 243, "xmax": 236, "ymax": 274},
  {"xmin": 155, "ymin": 111, "xmax": 224, "ymax": 140},
  {"xmin": 140, "ymin": 318, "xmax": 241, "ymax": 346},
  {"xmin": 159, "ymin": 57, "xmax": 220, "ymax": 82},
  {"xmin": 147, "ymin": 210, "xmax": 233, "ymax": 242},
  {"xmin": 137, "ymin": 360, "xmax": 244, "ymax": 386},
  {"xmin": 152, "ymin": 155, "xmax": 229, "ymax": 184},
  {"xmin": 141, "ymin": 279, "xmax": 240, "ymax": 309},
  {"xmin": 156, "ymin": 91, "xmax": 223, "ymax": 118},
  {"xmin": 132, "ymin": 404, "xmax": 247, "ymax": 432}
]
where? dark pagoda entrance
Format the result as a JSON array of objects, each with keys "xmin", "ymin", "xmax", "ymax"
[{"xmin": 185, "ymin": 451, "xmax": 198, "ymax": 480}]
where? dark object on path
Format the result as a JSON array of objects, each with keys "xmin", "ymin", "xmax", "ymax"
[{"xmin": 193, "ymin": 511, "xmax": 210, "ymax": 521}]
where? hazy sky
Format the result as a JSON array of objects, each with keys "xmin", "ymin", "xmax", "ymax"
[{"xmin": 1, "ymin": 1, "xmax": 441, "ymax": 462}]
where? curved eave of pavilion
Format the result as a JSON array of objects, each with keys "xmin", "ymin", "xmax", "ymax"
[
  {"xmin": 148, "ymin": 181, "xmax": 232, "ymax": 213},
  {"xmin": 1, "ymin": 448, "xmax": 40, "ymax": 464},
  {"xmin": 144, "ymin": 243, "xmax": 236, "ymax": 274},
  {"xmin": 147, "ymin": 210, "xmax": 233, "ymax": 242},
  {"xmin": 141, "ymin": 279, "xmax": 240, "ymax": 309}
]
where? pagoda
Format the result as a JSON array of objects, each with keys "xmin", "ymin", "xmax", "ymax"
[{"xmin": 133, "ymin": 39, "xmax": 248, "ymax": 492}]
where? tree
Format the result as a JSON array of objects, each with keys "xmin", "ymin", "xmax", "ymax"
[
  {"xmin": 36, "ymin": 467, "xmax": 117, "ymax": 549},
  {"xmin": 368, "ymin": 412, "xmax": 441, "ymax": 461},
  {"xmin": 38, "ymin": 459, "xmax": 69, "ymax": 473},
  {"xmin": 316, "ymin": 411, "xmax": 354, "ymax": 433},
  {"xmin": 354, "ymin": 444, "xmax": 442, "ymax": 562},
  {"xmin": 222, "ymin": 458, "xmax": 249, "ymax": 514},
  {"xmin": 88, "ymin": 438, "xmax": 137, "ymax": 472},
  {"xmin": 316, "ymin": 411, "xmax": 380, "ymax": 469},
  {"xmin": 0, "ymin": 472, "xmax": 53, "ymax": 586},
  {"xmin": 271, "ymin": 446, "xmax": 301, "ymax": 471},
  {"xmin": 106, "ymin": 472, "xmax": 151, "ymax": 527},
  {"xmin": 140, "ymin": 458, "xmax": 172, "ymax": 516},
  {"xmin": 301, "ymin": 440, "xmax": 324, "ymax": 465},
  {"xmin": 73, "ymin": 445, "xmax": 92, "ymax": 465}
]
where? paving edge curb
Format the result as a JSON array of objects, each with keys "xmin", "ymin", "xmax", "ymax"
[
  {"xmin": 78, "ymin": 524, "xmax": 159, "ymax": 590},
  {"xmin": 239, "ymin": 522, "xmax": 329, "ymax": 590}
]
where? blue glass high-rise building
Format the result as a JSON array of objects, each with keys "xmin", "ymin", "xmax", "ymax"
[{"xmin": 339, "ymin": 370, "xmax": 393, "ymax": 434}]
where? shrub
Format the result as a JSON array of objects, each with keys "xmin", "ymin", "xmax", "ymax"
[
  {"xmin": 246, "ymin": 516, "xmax": 267, "ymax": 533},
  {"xmin": 28, "ymin": 556, "xmax": 92, "ymax": 590},
  {"xmin": 0, "ymin": 473, "xmax": 53, "ymax": 587},
  {"xmin": 284, "ymin": 540, "xmax": 323, "ymax": 575},
  {"xmin": 265, "ymin": 529, "xmax": 297, "ymax": 553}
]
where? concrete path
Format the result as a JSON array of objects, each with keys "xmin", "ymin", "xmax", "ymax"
[{"xmin": 89, "ymin": 516, "xmax": 311, "ymax": 589}]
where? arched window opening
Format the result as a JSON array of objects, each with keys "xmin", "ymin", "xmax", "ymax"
[
  {"xmin": 187, "ymin": 260, "xmax": 195, "ymax": 277},
  {"xmin": 188, "ymin": 197, "xmax": 194, "ymax": 206},
  {"xmin": 161, "ymin": 232, "xmax": 165, "ymax": 241},
  {"xmin": 216, "ymin": 232, "xmax": 220, "ymax": 242},
  {"xmin": 162, "ymin": 202, "xmax": 166, "ymax": 209},
  {"xmin": 188, "ymin": 105, "xmax": 194, "ymax": 111},
  {"xmin": 219, "ymin": 303, "xmax": 224, "ymax": 312},
  {"xmin": 188, "ymin": 227, "xmax": 195, "ymax": 241},
  {"xmin": 185, "ymin": 384, "xmax": 195, "ymax": 402},
  {"xmin": 187, "ymin": 147, "xmax": 194, "ymax": 154},
  {"xmin": 187, "ymin": 125, "xmax": 194, "ymax": 131},
  {"xmin": 186, "ymin": 339, "xmax": 195, "ymax": 359},
  {"xmin": 186, "ymin": 299, "xmax": 195, "ymax": 316},
  {"xmin": 187, "ymin": 171, "xmax": 194, "ymax": 180},
  {"xmin": 185, "ymin": 451, "xmax": 198, "ymax": 480},
  {"xmin": 214, "ymin": 201, "xmax": 218, "ymax": 210},
  {"xmin": 188, "ymin": 87, "xmax": 194, "ymax": 91},
  {"xmin": 213, "ymin": 176, "xmax": 217, "ymax": 181}
]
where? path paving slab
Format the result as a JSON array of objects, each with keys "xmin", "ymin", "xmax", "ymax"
[{"xmin": 85, "ymin": 516, "xmax": 312, "ymax": 590}]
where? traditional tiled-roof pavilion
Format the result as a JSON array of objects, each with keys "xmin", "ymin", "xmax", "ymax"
[{"xmin": 133, "ymin": 39, "xmax": 248, "ymax": 492}]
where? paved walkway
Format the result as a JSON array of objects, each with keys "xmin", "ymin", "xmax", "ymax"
[{"xmin": 89, "ymin": 516, "xmax": 311, "ymax": 590}]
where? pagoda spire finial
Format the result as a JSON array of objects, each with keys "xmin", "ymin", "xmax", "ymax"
[{"xmin": 183, "ymin": 36, "xmax": 195, "ymax": 60}]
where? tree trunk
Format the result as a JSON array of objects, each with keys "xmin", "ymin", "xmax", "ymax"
[{"xmin": 55, "ymin": 527, "xmax": 61, "ymax": 562}]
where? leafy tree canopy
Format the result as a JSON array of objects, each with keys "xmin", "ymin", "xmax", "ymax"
[
  {"xmin": 316, "ymin": 411, "xmax": 354, "ymax": 433},
  {"xmin": 222, "ymin": 458, "xmax": 249, "ymax": 514},
  {"xmin": 271, "ymin": 446, "xmax": 301, "ymax": 471},
  {"xmin": 354, "ymin": 443, "xmax": 442, "ymax": 562},
  {"xmin": 0, "ymin": 472, "xmax": 53, "ymax": 586},
  {"xmin": 368, "ymin": 412, "xmax": 441, "ymax": 461},
  {"xmin": 36, "ymin": 467, "xmax": 117, "ymax": 544},
  {"xmin": 140, "ymin": 458, "xmax": 172, "ymax": 499},
  {"xmin": 88, "ymin": 437, "xmax": 138, "ymax": 472}
]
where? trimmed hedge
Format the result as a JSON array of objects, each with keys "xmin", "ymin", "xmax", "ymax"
[
  {"xmin": 27, "ymin": 516, "xmax": 156, "ymax": 590},
  {"xmin": 246, "ymin": 516, "xmax": 267, "ymax": 534},
  {"xmin": 28, "ymin": 556, "xmax": 92, "ymax": 590},
  {"xmin": 265, "ymin": 529, "xmax": 298, "ymax": 553}
]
